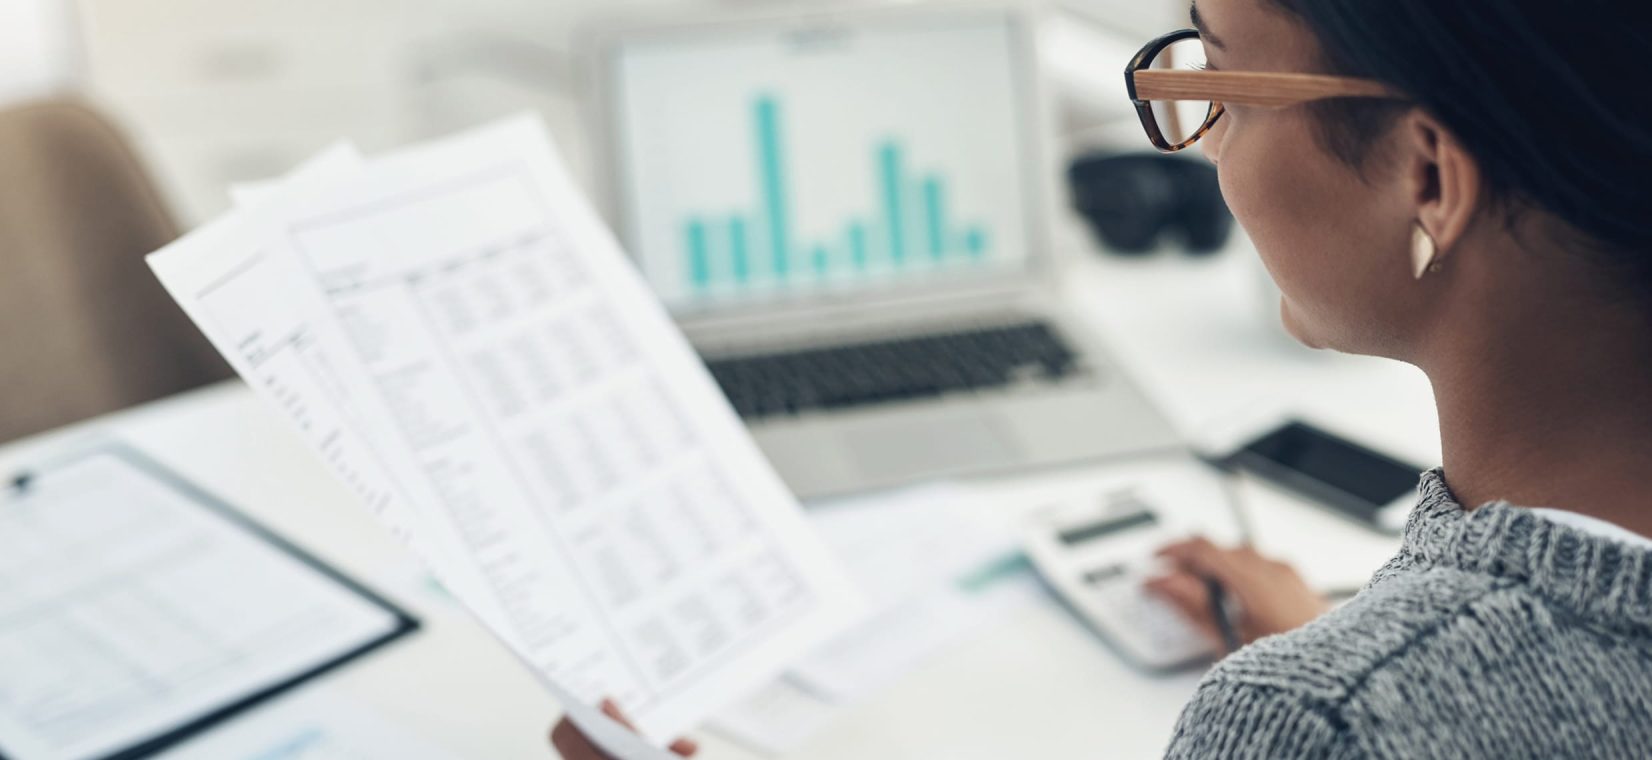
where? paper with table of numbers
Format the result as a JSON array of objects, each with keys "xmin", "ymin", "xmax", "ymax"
[{"xmin": 147, "ymin": 116, "xmax": 860, "ymax": 748}]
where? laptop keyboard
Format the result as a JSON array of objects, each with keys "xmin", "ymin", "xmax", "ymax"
[{"xmin": 705, "ymin": 321, "xmax": 1088, "ymax": 420}]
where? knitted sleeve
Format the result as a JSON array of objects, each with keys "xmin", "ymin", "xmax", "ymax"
[{"xmin": 1164, "ymin": 679, "xmax": 1361, "ymax": 760}]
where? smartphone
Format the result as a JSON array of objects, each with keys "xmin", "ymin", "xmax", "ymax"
[{"xmin": 1219, "ymin": 420, "xmax": 1422, "ymax": 533}]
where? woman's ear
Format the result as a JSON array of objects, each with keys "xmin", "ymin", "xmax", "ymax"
[{"xmin": 1405, "ymin": 111, "xmax": 1482, "ymax": 254}]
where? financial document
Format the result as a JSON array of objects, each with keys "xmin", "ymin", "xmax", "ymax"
[
  {"xmin": 148, "ymin": 117, "xmax": 859, "ymax": 747},
  {"xmin": 0, "ymin": 452, "xmax": 410, "ymax": 760}
]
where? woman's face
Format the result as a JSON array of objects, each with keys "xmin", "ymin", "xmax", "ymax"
[{"xmin": 1193, "ymin": 0, "xmax": 1430, "ymax": 357}]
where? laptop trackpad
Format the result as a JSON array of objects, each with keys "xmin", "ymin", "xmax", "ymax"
[{"xmin": 843, "ymin": 412, "xmax": 1019, "ymax": 481}]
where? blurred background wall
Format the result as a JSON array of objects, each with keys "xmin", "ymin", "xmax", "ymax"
[{"xmin": 0, "ymin": 0, "xmax": 1184, "ymax": 225}]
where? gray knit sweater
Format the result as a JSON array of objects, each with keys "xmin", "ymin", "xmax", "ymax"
[{"xmin": 1166, "ymin": 470, "xmax": 1652, "ymax": 758}]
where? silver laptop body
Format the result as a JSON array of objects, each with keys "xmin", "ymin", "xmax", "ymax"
[{"xmin": 589, "ymin": 2, "xmax": 1181, "ymax": 499}]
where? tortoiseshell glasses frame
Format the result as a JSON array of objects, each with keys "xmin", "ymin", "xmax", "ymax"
[{"xmin": 1125, "ymin": 29, "xmax": 1403, "ymax": 153}]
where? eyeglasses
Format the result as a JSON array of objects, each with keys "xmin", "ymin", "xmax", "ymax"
[{"xmin": 1125, "ymin": 29, "xmax": 1402, "ymax": 152}]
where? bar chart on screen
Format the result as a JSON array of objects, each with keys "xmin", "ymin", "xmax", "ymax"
[
  {"xmin": 680, "ymin": 94, "xmax": 992, "ymax": 294},
  {"xmin": 611, "ymin": 15, "xmax": 1030, "ymax": 307}
]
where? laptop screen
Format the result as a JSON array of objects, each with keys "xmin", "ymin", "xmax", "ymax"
[{"xmin": 606, "ymin": 10, "xmax": 1039, "ymax": 312}]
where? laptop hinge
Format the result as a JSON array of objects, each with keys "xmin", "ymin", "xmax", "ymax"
[{"xmin": 680, "ymin": 280, "xmax": 1052, "ymax": 354}]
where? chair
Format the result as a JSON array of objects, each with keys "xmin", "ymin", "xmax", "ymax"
[{"xmin": 0, "ymin": 98, "xmax": 231, "ymax": 442}]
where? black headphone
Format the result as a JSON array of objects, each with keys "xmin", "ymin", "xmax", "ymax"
[{"xmin": 1066, "ymin": 153, "xmax": 1234, "ymax": 255}]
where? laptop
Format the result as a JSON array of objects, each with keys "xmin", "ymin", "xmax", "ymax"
[{"xmin": 590, "ymin": 3, "xmax": 1181, "ymax": 499}]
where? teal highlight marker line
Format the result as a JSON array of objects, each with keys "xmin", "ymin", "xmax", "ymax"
[
  {"xmin": 848, "ymin": 221, "xmax": 868, "ymax": 271},
  {"xmin": 728, "ymin": 216, "xmax": 751, "ymax": 285},
  {"xmin": 963, "ymin": 226, "xmax": 988, "ymax": 258},
  {"xmin": 755, "ymin": 95, "xmax": 791, "ymax": 280},
  {"xmin": 922, "ymin": 176, "xmax": 946, "ymax": 260},
  {"xmin": 957, "ymin": 551, "xmax": 1032, "ymax": 594},
  {"xmin": 686, "ymin": 219, "xmax": 711, "ymax": 289},
  {"xmin": 878, "ymin": 141, "xmax": 907, "ymax": 265}
]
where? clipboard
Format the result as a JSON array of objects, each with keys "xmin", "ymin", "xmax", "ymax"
[{"xmin": 0, "ymin": 445, "xmax": 418, "ymax": 760}]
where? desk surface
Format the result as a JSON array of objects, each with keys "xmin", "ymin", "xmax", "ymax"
[{"xmin": 0, "ymin": 233, "xmax": 1437, "ymax": 759}]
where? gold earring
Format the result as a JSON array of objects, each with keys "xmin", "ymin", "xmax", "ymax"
[{"xmin": 1411, "ymin": 223, "xmax": 1441, "ymax": 279}]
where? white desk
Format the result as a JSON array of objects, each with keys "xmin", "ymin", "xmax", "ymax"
[{"xmin": 0, "ymin": 229, "xmax": 1437, "ymax": 759}]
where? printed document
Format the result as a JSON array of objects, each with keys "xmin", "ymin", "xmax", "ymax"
[{"xmin": 147, "ymin": 117, "xmax": 859, "ymax": 747}]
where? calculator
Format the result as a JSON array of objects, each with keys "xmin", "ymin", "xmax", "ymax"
[{"xmin": 1023, "ymin": 486, "xmax": 1217, "ymax": 671}]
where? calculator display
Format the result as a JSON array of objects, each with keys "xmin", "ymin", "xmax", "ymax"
[{"xmin": 1058, "ymin": 510, "xmax": 1158, "ymax": 546}]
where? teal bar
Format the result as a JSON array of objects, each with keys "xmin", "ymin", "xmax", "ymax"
[
  {"xmin": 812, "ymin": 245, "xmax": 830, "ymax": 275},
  {"xmin": 963, "ymin": 227, "xmax": 988, "ymax": 258},
  {"xmin": 921, "ymin": 177, "xmax": 946, "ymax": 260},
  {"xmin": 686, "ymin": 219, "xmax": 712, "ymax": 289},
  {"xmin": 878, "ymin": 141, "xmax": 907, "ymax": 265},
  {"xmin": 848, "ymin": 221, "xmax": 868, "ymax": 271},
  {"xmin": 728, "ymin": 216, "xmax": 751, "ymax": 284},
  {"xmin": 755, "ymin": 96, "xmax": 791, "ymax": 280}
]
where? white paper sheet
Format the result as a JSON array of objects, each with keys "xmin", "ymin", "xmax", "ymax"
[
  {"xmin": 154, "ymin": 690, "xmax": 459, "ymax": 760},
  {"xmin": 0, "ymin": 453, "xmax": 405, "ymax": 760},
  {"xmin": 788, "ymin": 574, "xmax": 1043, "ymax": 702},
  {"xmin": 787, "ymin": 485, "xmax": 1042, "ymax": 701},
  {"xmin": 147, "ymin": 116, "xmax": 859, "ymax": 748},
  {"xmin": 805, "ymin": 485, "xmax": 1014, "ymax": 610},
  {"xmin": 706, "ymin": 679, "xmax": 839, "ymax": 757}
]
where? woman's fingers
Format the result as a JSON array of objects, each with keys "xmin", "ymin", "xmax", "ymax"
[
  {"xmin": 599, "ymin": 699, "xmax": 636, "ymax": 730},
  {"xmin": 1154, "ymin": 537, "xmax": 1332, "ymax": 644},
  {"xmin": 541, "ymin": 699, "xmax": 696, "ymax": 759},
  {"xmin": 1143, "ymin": 572, "xmax": 1223, "ymax": 648},
  {"xmin": 550, "ymin": 719, "xmax": 603, "ymax": 760},
  {"xmin": 1157, "ymin": 537, "xmax": 1245, "ymax": 584}
]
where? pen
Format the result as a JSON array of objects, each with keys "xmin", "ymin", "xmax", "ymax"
[{"xmin": 1204, "ymin": 577, "xmax": 1242, "ymax": 654}]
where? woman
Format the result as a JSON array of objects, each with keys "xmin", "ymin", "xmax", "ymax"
[{"xmin": 556, "ymin": 0, "xmax": 1652, "ymax": 756}]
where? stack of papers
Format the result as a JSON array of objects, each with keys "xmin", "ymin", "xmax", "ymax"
[{"xmin": 146, "ymin": 117, "xmax": 860, "ymax": 755}]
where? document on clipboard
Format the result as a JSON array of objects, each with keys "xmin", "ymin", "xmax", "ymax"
[{"xmin": 0, "ymin": 448, "xmax": 416, "ymax": 760}]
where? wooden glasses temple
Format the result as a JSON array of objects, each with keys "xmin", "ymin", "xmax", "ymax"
[{"xmin": 1131, "ymin": 69, "xmax": 1401, "ymax": 108}]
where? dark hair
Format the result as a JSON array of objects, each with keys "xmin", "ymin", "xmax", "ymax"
[{"xmin": 1270, "ymin": 0, "xmax": 1652, "ymax": 288}]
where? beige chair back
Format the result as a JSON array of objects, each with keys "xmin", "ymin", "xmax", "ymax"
[{"xmin": 0, "ymin": 98, "xmax": 231, "ymax": 442}]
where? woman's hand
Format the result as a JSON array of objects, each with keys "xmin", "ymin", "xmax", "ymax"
[
  {"xmin": 1144, "ymin": 537, "xmax": 1330, "ymax": 649},
  {"xmin": 549, "ymin": 699, "xmax": 698, "ymax": 759}
]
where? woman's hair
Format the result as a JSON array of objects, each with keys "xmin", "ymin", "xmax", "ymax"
[{"xmin": 1271, "ymin": 0, "xmax": 1652, "ymax": 290}]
